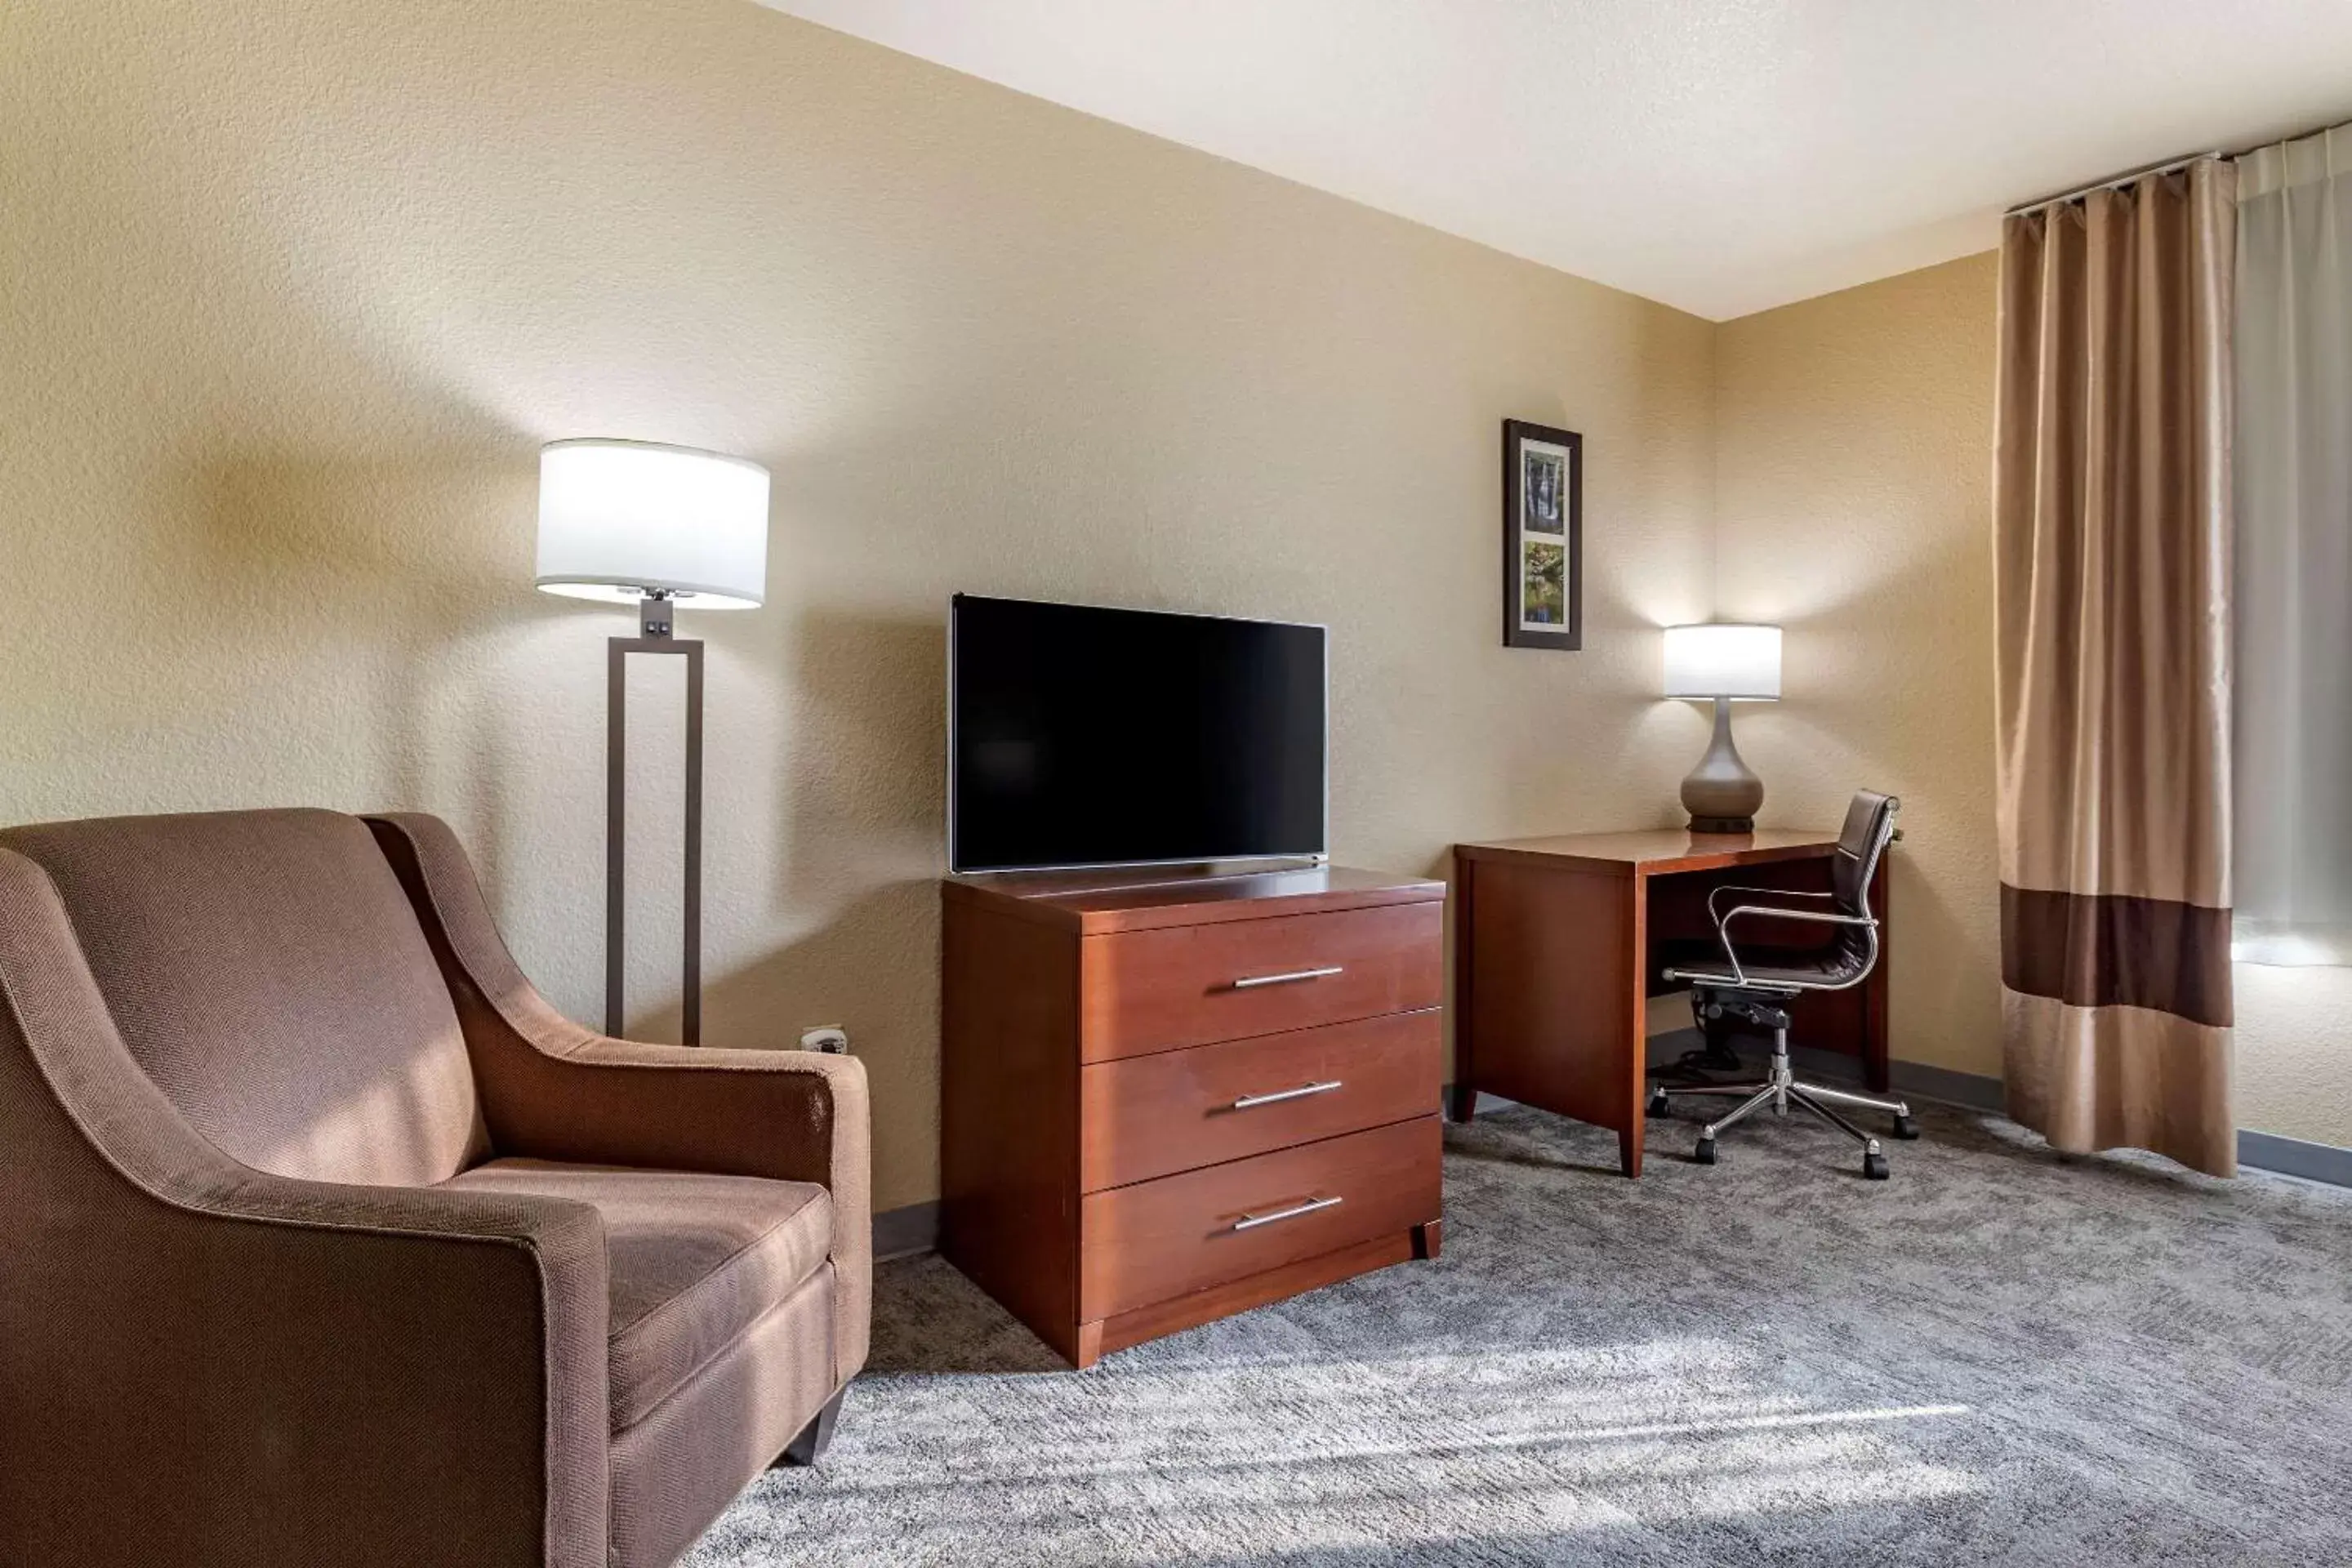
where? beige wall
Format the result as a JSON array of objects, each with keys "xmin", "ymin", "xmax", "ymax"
[
  {"xmin": 1712, "ymin": 252, "xmax": 2352, "ymax": 1150},
  {"xmin": 1712, "ymin": 255, "xmax": 2005, "ymax": 1081},
  {"xmin": 2236, "ymin": 969, "xmax": 2352, "ymax": 1147},
  {"xmin": 2, "ymin": 0, "xmax": 1720, "ymax": 1212}
]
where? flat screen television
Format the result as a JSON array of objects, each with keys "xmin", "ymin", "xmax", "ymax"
[{"xmin": 948, "ymin": 595, "xmax": 1327, "ymax": 874}]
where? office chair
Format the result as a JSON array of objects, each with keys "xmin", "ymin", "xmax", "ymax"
[{"xmin": 1648, "ymin": 791, "xmax": 1916, "ymax": 1179}]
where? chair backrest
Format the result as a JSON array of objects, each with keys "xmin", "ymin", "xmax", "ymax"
[
  {"xmin": 0, "ymin": 808, "xmax": 486, "ymax": 1187},
  {"xmin": 1832, "ymin": 790, "xmax": 1900, "ymax": 920}
]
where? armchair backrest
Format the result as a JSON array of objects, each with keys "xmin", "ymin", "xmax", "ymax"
[{"xmin": 0, "ymin": 808, "xmax": 487, "ymax": 1187}]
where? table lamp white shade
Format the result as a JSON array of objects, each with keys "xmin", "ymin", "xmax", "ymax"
[
  {"xmin": 1663, "ymin": 622, "xmax": 1781, "ymax": 701},
  {"xmin": 536, "ymin": 439, "xmax": 769, "ymax": 608}
]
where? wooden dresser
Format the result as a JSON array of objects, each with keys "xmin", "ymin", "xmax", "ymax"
[{"xmin": 940, "ymin": 863, "xmax": 1446, "ymax": 1368}]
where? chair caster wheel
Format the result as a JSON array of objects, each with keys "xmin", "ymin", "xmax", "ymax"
[
  {"xmin": 1647, "ymin": 1087, "xmax": 1671, "ymax": 1117},
  {"xmin": 1892, "ymin": 1114, "xmax": 1919, "ymax": 1140},
  {"xmin": 1694, "ymin": 1136, "xmax": 1717, "ymax": 1165},
  {"xmin": 1863, "ymin": 1151, "xmax": 1890, "ymax": 1181}
]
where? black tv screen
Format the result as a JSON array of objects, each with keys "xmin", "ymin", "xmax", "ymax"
[{"xmin": 949, "ymin": 595, "xmax": 1327, "ymax": 873}]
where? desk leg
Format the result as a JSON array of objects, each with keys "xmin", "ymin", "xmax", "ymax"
[
  {"xmin": 1446, "ymin": 858, "xmax": 1477, "ymax": 1121},
  {"xmin": 1620, "ymin": 870, "xmax": 1647, "ymax": 1178},
  {"xmin": 1864, "ymin": 856, "xmax": 1891, "ymax": 1093}
]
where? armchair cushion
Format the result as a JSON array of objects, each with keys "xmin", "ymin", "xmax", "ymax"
[{"xmin": 445, "ymin": 1159, "xmax": 835, "ymax": 1430}]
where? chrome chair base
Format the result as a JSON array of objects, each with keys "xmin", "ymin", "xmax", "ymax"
[{"xmin": 1651, "ymin": 1007, "xmax": 1917, "ymax": 1179}]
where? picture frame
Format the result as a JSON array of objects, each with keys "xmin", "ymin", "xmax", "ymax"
[{"xmin": 1501, "ymin": 418, "xmax": 1583, "ymax": 650}]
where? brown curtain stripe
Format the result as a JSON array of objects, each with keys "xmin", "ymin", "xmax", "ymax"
[{"xmin": 1999, "ymin": 884, "xmax": 2233, "ymax": 1028}]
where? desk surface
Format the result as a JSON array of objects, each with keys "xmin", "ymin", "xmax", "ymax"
[{"xmin": 1454, "ymin": 827, "xmax": 1843, "ymax": 875}]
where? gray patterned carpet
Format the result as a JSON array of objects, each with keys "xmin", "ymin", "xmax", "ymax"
[{"xmin": 686, "ymin": 1099, "xmax": 2352, "ymax": 1566}]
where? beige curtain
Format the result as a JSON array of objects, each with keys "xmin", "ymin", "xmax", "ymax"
[{"xmin": 1993, "ymin": 159, "xmax": 2238, "ymax": 1177}]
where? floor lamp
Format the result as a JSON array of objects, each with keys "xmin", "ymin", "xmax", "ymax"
[{"xmin": 535, "ymin": 438, "xmax": 770, "ymax": 1045}]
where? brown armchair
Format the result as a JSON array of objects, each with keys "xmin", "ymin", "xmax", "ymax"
[{"xmin": 0, "ymin": 808, "xmax": 869, "ymax": 1568}]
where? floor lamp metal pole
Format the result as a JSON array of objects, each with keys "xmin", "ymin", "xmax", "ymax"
[{"xmin": 606, "ymin": 593, "xmax": 704, "ymax": 1045}]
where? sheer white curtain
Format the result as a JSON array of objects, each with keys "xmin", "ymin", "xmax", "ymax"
[{"xmin": 2234, "ymin": 123, "xmax": 2352, "ymax": 965}]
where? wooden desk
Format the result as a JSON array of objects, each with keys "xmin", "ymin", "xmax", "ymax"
[{"xmin": 1448, "ymin": 828, "xmax": 1890, "ymax": 1177}]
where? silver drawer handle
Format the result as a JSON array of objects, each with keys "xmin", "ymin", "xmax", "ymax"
[
  {"xmin": 1231, "ymin": 1080, "xmax": 1343, "ymax": 1111},
  {"xmin": 1232, "ymin": 1195, "xmax": 1343, "ymax": 1232},
  {"xmin": 1229, "ymin": 964, "xmax": 1344, "ymax": 990}
]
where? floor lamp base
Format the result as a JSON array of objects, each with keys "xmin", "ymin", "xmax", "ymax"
[{"xmin": 607, "ymin": 617, "xmax": 704, "ymax": 1045}]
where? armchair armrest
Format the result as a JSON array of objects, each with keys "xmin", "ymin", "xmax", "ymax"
[
  {"xmin": 495, "ymin": 1036, "xmax": 870, "ymax": 1190},
  {"xmin": 0, "ymin": 848, "xmax": 611, "ymax": 1568},
  {"xmin": 364, "ymin": 813, "xmax": 872, "ymax": 1384}
]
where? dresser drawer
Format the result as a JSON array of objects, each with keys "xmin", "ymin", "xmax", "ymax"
[
  {"xmin": 1079, "ymin": 1116, "xmax": 1441, "ymax": 1321},
  {"xmin": 1080, "ymin": 1009, "xmax": 1440, "ymax": 1192},
  {"xmin": 1078, "ymin": 899, "xmax": 1443, "ymax": 1062}
]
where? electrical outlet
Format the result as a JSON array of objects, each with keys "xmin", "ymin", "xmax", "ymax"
[{"xmin": 800, "ymin": 1026, "xmax": 850, "ymax": 1055}]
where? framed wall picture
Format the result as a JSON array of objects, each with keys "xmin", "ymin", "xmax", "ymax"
[{"xmin": 1501, "ymin": 419, "xmax": 1583, "ymax": 650}]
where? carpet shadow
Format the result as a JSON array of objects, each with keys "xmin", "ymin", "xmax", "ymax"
[
  {"xmin": 864, "ymin": 1254, "xmax": 1071, "ymax": 1377},
  {"xmin": 1444, "ymin": 1139, "xmax": 1630, "ymax": 1180}
]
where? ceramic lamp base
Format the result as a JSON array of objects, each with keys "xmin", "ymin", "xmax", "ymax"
[{"xmin": 1679, "ymin": 697, "xmax": 1764, "ymax": 834}]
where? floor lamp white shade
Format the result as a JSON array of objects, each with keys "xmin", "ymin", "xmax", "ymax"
[{"xmin": 536, "ymin": 438, "xmax": 769, "ymax": 607}]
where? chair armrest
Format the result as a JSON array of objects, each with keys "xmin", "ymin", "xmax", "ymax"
[
  {"xmin": 0, "ymin": 848, "xmax": 611, "ymax": 1568},
  {"xmin": 1709, "ymin": 905, "xmax": 1878, "ymax": 985},
  {"xmin": 1719, "ymin": 905, "xmax": 1878, "ymax": 933},
  {"xmin": 1704, "ymin": 884, "xmax": 1834, "ymax": 925},
  {"xmin": 364, "ymin": 813, "xmax": 872, "ymax": 1385}
]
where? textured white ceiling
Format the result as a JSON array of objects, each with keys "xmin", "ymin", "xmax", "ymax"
[{"xmin": 755, "ymin": 0, "xmax": 2352, "ymax": 319}]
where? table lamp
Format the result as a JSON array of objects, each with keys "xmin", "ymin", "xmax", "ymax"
[
  {"xmin": 1663, "ymin": 622, "xmax": 1780, "ymax": 834},
  {"xmin": 537, "ymin": 438, "xmax": 770, "ymax": 1045}
]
